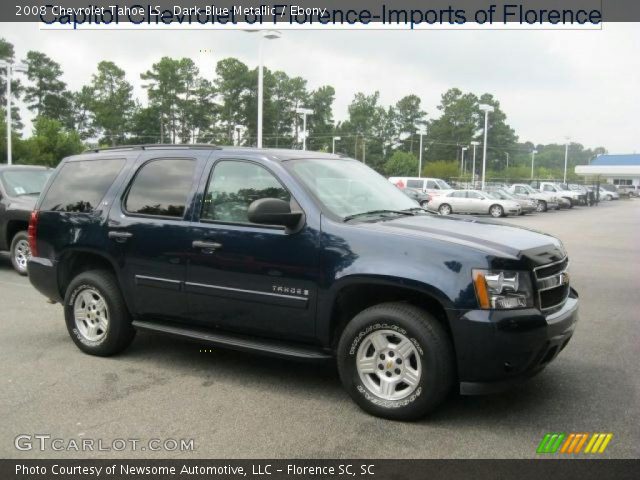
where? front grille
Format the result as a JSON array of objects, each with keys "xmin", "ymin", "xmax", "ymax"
[
  {"xmin": 534, "ymin": 257, "xmax": 570, "ymax": 313},
  {"xmin": 535, "ymin": 257, "xmax": 568, "ymax": 279}
]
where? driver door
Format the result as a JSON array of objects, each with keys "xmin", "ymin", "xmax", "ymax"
[{"xmin": 185, "ymin": 158, "xmax": 320, "ymax": 342}]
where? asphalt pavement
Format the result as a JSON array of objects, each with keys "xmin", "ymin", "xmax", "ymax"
[{"xmin": 0, "ymin": 199, "xmax": 638, "ymax": 459}]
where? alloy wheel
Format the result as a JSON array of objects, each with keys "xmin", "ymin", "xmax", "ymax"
[
  {"xmin": 73, "ymin": 288, "xmax": 109, "ymax": 342},
  {"xmin": 356, "ymin": 329, "xmax": 422, "ymax": 401},
  {"xmin": 13, "ymin": 239, "xmax": 31, "ymax": 273}
]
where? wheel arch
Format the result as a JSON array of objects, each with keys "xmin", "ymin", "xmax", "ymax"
[
  {"xmin": 322, "ymin": 276, "xmax": 455, "ymax": 352},
  {"xmin": 5, "ymin": 219, "xmax": 28, "ymax": 249},
  {"xmin": 57, "ymin": 248, "xmax": 121, "ymax": 301}
]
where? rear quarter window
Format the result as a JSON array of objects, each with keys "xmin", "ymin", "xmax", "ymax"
[{"xmin": 40, "ymin": 159, "xmax": 126, "ymax": 212}]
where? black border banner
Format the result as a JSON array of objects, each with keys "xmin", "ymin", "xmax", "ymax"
[{"xmin": 3, "ymin": 459, "xmax": 640, "ymax": 480}]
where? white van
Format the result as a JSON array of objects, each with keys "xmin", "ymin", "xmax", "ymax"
[{"xmin": 388, "ymin": 177, "xmax": 454, "ymax": 196}]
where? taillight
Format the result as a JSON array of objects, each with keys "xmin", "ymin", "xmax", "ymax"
[{"xmin": 28, "ymin": 210, "xmax": 39, "ymax": 258}]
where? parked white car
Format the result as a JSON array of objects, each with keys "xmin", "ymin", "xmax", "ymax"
[
  {"xmin": 507, "ymin": 184, "xmax": 559, "ymax": 212},
  {"xmin": 538, "ymin": 182, "xmax": 583, "ymax": 208},
  {"xmin": 388, "ymin": 177, "xmax": 453, "ymax": 197},
  {"xmin": 427, "ymin": 189, "xmax": 521, "ymax": 217}
]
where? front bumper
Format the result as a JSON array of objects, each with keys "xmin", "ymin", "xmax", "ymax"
[{"xmin": 449, "ymin": 288, "xmax": 579, "ymax": 395}]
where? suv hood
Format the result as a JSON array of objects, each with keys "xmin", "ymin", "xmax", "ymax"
[{"xmin": 363, "ymin": 214, "xmax": 565, "ymax": 265}]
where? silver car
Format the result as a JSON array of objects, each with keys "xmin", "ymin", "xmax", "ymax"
[{"xmin": 427, "ymin": 189, "xmax": 522, "ymax": 217}]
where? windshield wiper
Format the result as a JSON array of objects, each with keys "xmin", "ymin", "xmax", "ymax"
[
  {"xmin": 17, "ymin": 191, "xmax": 41, "ymax": 196},
  {"xmin": 343, "ymin": 209, "xmax": 414, "ymax": 222}
]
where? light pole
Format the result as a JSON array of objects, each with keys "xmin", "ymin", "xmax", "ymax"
[
  {"xmin": 563, "ymin": 137, "xmax": 570, "ymax": 183},
  {"xmin": 505, "ymin": 152, "xmax": 509, "ymax": 170},
  {"xmin": 295, "ymin": 107, "xmax": 313, "ymax": 150},
  {"xmin": 417, "ymin": 126, "xmax": 426, "ymax": 177},
  {"xmin": 254, "ymin": 30, "xmax": 281, "ymax": 148},
  {"xmin": 234, "ymin": 124, "xmax": 244, "ymax": 146},
  {"xmin": 470, "ymin": 141, "xmax": 480, "ymax": 187},
  {"xmin": 332, "ymin": 136, "xmax": 341, "ymax": 154},
  {"xmin": 362, "ymin": 137, "xmax": 366, "ymax": 165},
  {"xmin": 0, "ymin": 61, "xmax": 27, "ymax": 165},
  {"xmin": 460, "ymin": 146, "xmax": 468, "ymax": 177},
  {"xmin": 530, "ymin": 149, "xmax": 538, "ymax": 179},
  {"xmin": 479, "ymin": 104, "xmax": 494, "ymax": 190}
]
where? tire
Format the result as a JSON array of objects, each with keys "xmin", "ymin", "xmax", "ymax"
[
  {"xmin": 10, "ymin": 231, "xmax": 30, "ymax": 276},
  {"xmin": 420, "ymin": 200, "xmax": 429, "ymax": 208},
  {"xmin": 564, "ymin": 198, "xmax": 573, "ymax": 208},
  {"xmin": 489, "ymin": 204, "xmax": 504, "ymax": 218},
  {"xmin": 606, "ymin": 195, "xmax": 612, "ymax": 201},
  {"xmin": 536, "ymin": 201, "xmax": 547, "ymax": 212},
  {"xmin": 337, "ymin": 302, "xmax": 455, "ymax": 420},
  {"xmin": 438, "ymin": 204, "xmax": 452, "ymax": 215},
  {"xmin": 64, "ymin": 270, "xmax": 135, "ymax": 356}
]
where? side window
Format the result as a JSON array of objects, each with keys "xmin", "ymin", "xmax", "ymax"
[
  {"xmin": 515, "ymin": 186, "xmax": 525, "ymax": 194},
  {"xmin": 202, "ymin": 160, "xmax": 290, "ymax": 224},
  {"xmin": 40, "ymin": 159, "xmax": 125, "ymax": 212},
  {"xmin": 543, "ymin": 185, "xmax": 553, "ymax": 192},
  {"xmin": 467, "ymin": 192, "xmax": 482, "ymax": 199},
  {"xmin": 426, "ymin": 180, "xmax": 437, "ymax": 189},
  {"xmin": 125, "ymin": 159, "xmax": 196, "ymax": 218},
  {"xmin": 406, "ymin": 179, "xmax": 423, "ymax": 189},
  {"xmin": 450, "ymin": 191, "xmax": 464, "ymax": 198}
]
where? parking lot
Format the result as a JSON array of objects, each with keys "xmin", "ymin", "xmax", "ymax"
[{"xmin": 1, "ymin": 199, "xmax": 638, "ymax": 459}]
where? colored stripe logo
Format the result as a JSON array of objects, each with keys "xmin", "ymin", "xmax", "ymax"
[{"xmin": 537, "ymin": 433, "xmax": 613, "ymax": 454}]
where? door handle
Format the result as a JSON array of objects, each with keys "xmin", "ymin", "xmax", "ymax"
[
  {"xmin": 192, "ymin": 240, "xmax": 222, "ymax": 253},
  {"xmin": 108, "ymin": 231, "xmax": 133, "ymax": 242}
]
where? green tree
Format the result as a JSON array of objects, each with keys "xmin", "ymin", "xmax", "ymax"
[
  {"xmin": 23, "ymin": 51, "xmax": 70, "ymax": 122},
  {"xmin": 213, "ymin": 58, "xmax": 252, "ymax": 144},
  {"xmin": 426, "ymin": 88, "xmax": 479, "ymax": 162},
  {"xmin": 422, "ymin": 160, "xmax": 459, "ymax": 179},
  {"xmin": 395, "ymin": 94, "xmax": 427, "ymax": 154},
  {"xmin": 67, "ymin": 86, "xmax": 96, "ymax": 140},
  {"xmin": 89, "ymin": 61, "xmax": 135, "ymax": 145},
  {"xmin": 384, "ymin": 150, "xmax": 418, "ymax": 176},
  {"xmin": 0, "ymin": 38, "xmax": 24, "ymax": 133},
  {"xmin": 19, "ymin": 116, "xmax": 83, "ymax": 166},
  {"xmin": 307, "ymin": 85, "xmax": 335, "ymax": 151}
]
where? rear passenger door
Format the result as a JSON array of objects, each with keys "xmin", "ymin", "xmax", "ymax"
[{"xmin": 107, "ymin": 152, "xmax": 207, "ymax": 322}]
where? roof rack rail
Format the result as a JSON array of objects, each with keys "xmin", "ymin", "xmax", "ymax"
[{"xmin": 85, "ymin": 144, "xmax": 223, "ymax": 153}]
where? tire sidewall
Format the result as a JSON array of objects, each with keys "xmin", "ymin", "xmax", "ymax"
[
  {"xmin": 490, "ymin": 205, "xmax": 503, "ymax": 217},
  {"xmin": 439, "ymin": 204, "xmax": 451, "ymax": 215},
  {"xmin": 10, "ymin": 231, "xmax": 29, "ymax": 275},
  {"xmin": 338, "ymin": 306, "xmax": 452, "ymax": 420}
]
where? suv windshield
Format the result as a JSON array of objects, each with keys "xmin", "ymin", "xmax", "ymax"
[
  {"xmin": 0, "ymin": 169, "xmax": 51, "ymax": 197},
  {"xmin": 287, "ymin": 159, "xmax": 418, "ymax": 219}
]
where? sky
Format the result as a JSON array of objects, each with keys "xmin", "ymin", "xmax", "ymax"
[{"xmin": 1, "ymin": 22, "xmax": 639, "ymax": 153}]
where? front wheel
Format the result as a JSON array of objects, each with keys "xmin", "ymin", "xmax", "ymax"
[
  {"xmin": 536, "ymin": 200, "xmax": 547, "ymax": 212},
  {"xmin": 438, "ymin": 204, "xmax": 452, "ymax": 215},
  {"xmin": 489, "ymin": 204, "xmax": 504, "ymax": 217},
  {"xmin": 64, "ymin": 270, "xmax": 135, "ymax": 356},
  {"xmin": 337, "ymin": 303, "xmax": 455, "ymax": 420},
  {"xmin": 10, "ymin": 231, "xmax": 30, "ymax": 276}
]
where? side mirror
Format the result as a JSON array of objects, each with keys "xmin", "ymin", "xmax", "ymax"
[{"xmin": 248, "ymin": 198, "xmax": 303, "ymax": 229}]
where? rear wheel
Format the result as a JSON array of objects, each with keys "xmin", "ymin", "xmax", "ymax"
[
  {"xmin": 10, "ymin": 231, "xmax": 30, "ymax": 276},
  {"xmin": 64, "ymin": 270, "xmax": 135, "ymax": 356},
  {"xmin": 489, "ymin": 204, "xmax": 504, "ymax": 217},
  {"xmin": 337, "ymin": 302, "xmax": 454, "ymax": 420},
  {"xmin": 438, "ymin": 204, "xmax": 452, "ymax": 215},
  {"xmin": 536, "ymin": 200, "xmax": 547, "ymax": 212}
]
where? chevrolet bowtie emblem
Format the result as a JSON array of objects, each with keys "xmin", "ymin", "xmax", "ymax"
[{"xmin": 386, "ymin": 361, "xmax": 393, "ymax": 369}]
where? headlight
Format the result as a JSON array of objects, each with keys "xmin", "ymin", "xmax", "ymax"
[{"xmin": 472, "ymin": 269, "xmax": 534, "ymax": 309}]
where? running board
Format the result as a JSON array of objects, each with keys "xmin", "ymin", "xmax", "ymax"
[{"xmin": 132, "ymin": 320, "xmax": 333, "ymax": 362}]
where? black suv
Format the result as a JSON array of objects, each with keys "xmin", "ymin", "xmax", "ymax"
[
  {"xmin": 0, "ymin": 165, "xmax": 51, "ymax": 274},
  {"xmin": 28, "ymin": 145, "xmax": 578, "ymax": 420}
]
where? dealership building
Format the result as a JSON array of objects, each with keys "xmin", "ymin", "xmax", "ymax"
[{"xmin": 575, "ymin": 154, "xmax": 640, "ymax": 187}]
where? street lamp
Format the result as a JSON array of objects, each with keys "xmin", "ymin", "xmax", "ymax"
[
  {"xmin": 249, "ymin": 30, "xmax": 281, "ymax": 148},
  {"xmin": 505, "ymin": 152, "xmax": 509, "ymax": 170},
  {"xmin": 295, "ymin": 107, "xmax": 313, "ymax": 150},
  {"xmin": 530, "ymin": 149, "xmax": 538, "ymax": 179},
  {"xmin": 0, "ymin": 61, "xmax": 27, "ymax": 165},
  {"xmin": 563, "ymin": 136, "xmax": 571, "ymax": 183},
  {"xmin": 234, "ymin": 124, "xmax": 244, "ymax": 146},
  {"xmin": 460, "ymin": 146, "xmax": 468, "ymax": 177},
  {"xmin": 478, "ymin": 104, "xmax": 494, "ymax": 190},
  {"xmin": 417, "ymin": 126, "xmax": 427, "ymax": 177},
  {"xmin": 470, "ymin": 141, "xmax": 480, "ymax": 187},
  {"xmin": 332, "ymin": 136, "xmax": 341, "ymax": 154}
]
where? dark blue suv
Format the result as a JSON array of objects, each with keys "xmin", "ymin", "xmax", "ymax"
[{"xmin": 28, "ymin": 145, "xmax": 578, "ymax": 420}]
